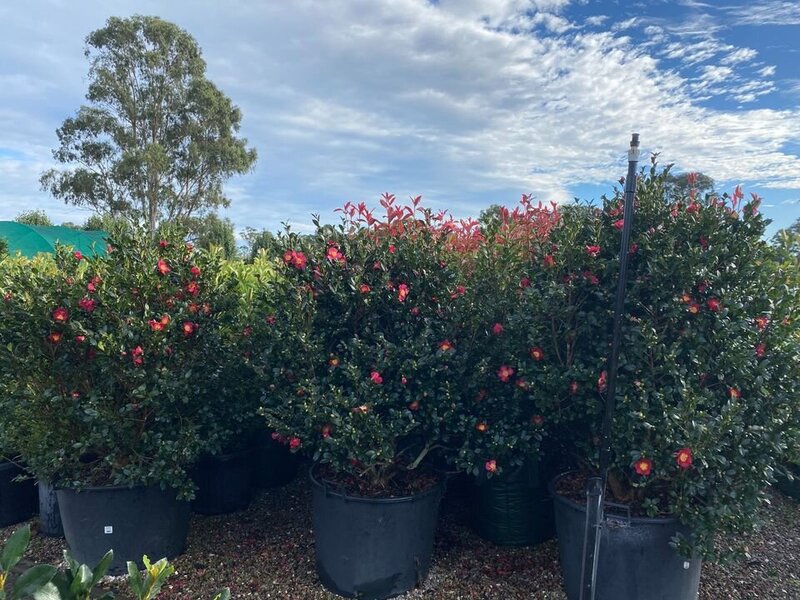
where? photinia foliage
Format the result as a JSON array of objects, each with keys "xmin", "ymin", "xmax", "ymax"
[{"xmin": 0, "ymin": 229, "xmax": 240, "ymax": 497}]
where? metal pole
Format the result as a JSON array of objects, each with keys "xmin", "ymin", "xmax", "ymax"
[{"xmin": 578, "ymin": 133, "xmax": 641, "ymax": 600}]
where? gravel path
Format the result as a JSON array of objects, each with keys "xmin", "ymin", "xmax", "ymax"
[{"xmin": 3, "ymin": 473, "xmax": 799, "ymax": 599}]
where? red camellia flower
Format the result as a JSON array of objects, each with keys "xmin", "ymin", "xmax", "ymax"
[
  {"xmin": 497, "ymin": 365, "xmax": 515, "ymax": 382},
  {"xmin": 485, "ymin": 460, "xmax": 498, "ymax": 473},
  {"xmin": 532, "ymin": 415, "xmax": 544, "ymax": 427},
  {"xmin": 78, "ymin": 297, "xmax": 96, "ymax": 313},
  {"xmin": 359, "ymin": 284, "xmax": 371, "ymax": 294},
  {"xmin": 755, "ymin": 343, "xmax": 766, "ymax": 358},
  {"xmin": 634, "ymin": 458, "xmax": 653, "ymax": 476},
  {"xmin": 321, "ymin": 425, "xmax": 332, "ymax": 439},
  {"xmin": 370, "ymin": 371, "xmax": 383, "ymax": 385},
  {"xmin": 629, "ymin": 243, "xmax": 638, "ymax": 254},
  {"xmin": 688, "ymin": 301, "xmax": 700, "ymax": 315},
  {"xmin": 401, "ymin": 376, "xmax": 408, "ymax": 385},
  {"xmin": 148, "ymin": 319, "xmax": 164, "ymax": 332},
  {"xmin": 755, "ymin": 316, "xmax": 769, "ymax": 331},
  {"xmin": 185, "ymin": 281, "xmax": 200, "ymax": 296},
  {"xmin": 583, "ymin": 271, "xmax": 599, "ymax": 285},
  {"xmin": 131, "ymin": 345, "xmax": 144, "ymax": 366},
  {"xmin": 160, "ymin": 314, "xmax": 171, "ymax": 327},
  {"xmin": 397, "ymin": 283, "xmax": 410, "ymax": 302},
  {"xmin": 52, "ymin": 307, "xmax": 69, "ymax": 323},
  {"xmin": 438, "ymin": 340, "xmax": 454, "ymax": 351},
  {"xmin": 159, "ymin": 240, "xmax": 169, "ymax": 248},
  {"xmin": 543, "ymin": 254, "xmax": 555, "ymax": 268},
  {"xmin": 676, "ymin": 448, "xmax": 693, "ymax": 469},
  {"xmin": 388, "ymin": 244, "xmax": 397, "ymax": 254},
  {"xmin": 182, "ymin": 321, "xmax": 196, "ymax": 336},
  {"xmin": 282, "ymin": 250, "xmax": 307, "ymax": 270},
  {"xmin": 265, "ymin": 314, "xmax": 277, "ymax": 325},
  {"xmin": 520, "ymin": 277, "xmax": 531, "ymax": 288},
  {"xmin": 410, "ymin": 306, "xmax": 421, "ymax": 316},
  {"xmin": 450, "ymin": 285, "xmax": 466, "ymax": 299},
  {"xmin": 515, "ymin": 379, "xmax": 529, "ymax": 390},
  {"xmin": 289, "ymin": 437, "xmax": 302, "ymax": 450},
  {"xmin": 597, "ymin": 371, "xmax": 607, "ymax": 393},
  {"xmin": 475, "ymin": 422, "xmax": 488, "ymax": 432},
  {"xmin": 190, "ymin": 265, "xmax": 202, "ymax": 278},
  {"xmin": 680, "ymin": 293, "xmax": 692, "ymax": 304},
  {"xmin": 586, "ymin": 245, "xmax": 601, "ymax": 257},
  {"xmin": 73, "ymin": 251, "xmax": 84, "ymax": 261},
  {"xmin": 74, "ymin": 335, "xmax": 86, "ymax": 343},
  {"xmin": 728, "ymin": 387, "xmax": 741, "ymax": 400},
  {"xmin": 328, "ymin": 357, "xmax": 340, "ymax": 367},
  {"xmin": 326, "ymin": 245, "xmax": 345, "ymax": 262},
  {"xmin": 530, "ymin": 347, "xmax": 544, "ymax": 361},
  {"xmin": 707, "ymin": 298, "xmax": 721, "ymax": 312},
  {"xmin": 569, "ymin": 380, "xmax": 579, "ymax": 395},
  {"xmin": 157, "ymin": 259, "xmax": 171, "ymax": 275},
  {"xmin": 613, "ymin": 219, "xmax": 625, "ymax": 230},
  {"xmin": 47, "ymin": 331, "xmax": 62, "ymax": 344},
  {"xmin": 491, "ymin": 323, "xmax": 504, "ymax": 335},
  {"xmin": 686, "ymin": 202, "xmax": 700, "ymax": 214}
]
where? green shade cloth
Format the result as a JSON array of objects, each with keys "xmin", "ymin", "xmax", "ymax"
[{"xmin": 0, "ymin": 222, "xmax": 108, "ymax": 258}]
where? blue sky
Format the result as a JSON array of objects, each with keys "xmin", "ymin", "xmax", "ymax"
[{"xmin": 1, "ymin": 0, "xmax": 799, "ymax": 237}]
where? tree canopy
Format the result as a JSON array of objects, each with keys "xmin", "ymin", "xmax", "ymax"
[
  {"xmin": 40, "ymin": 15, "xmax": 257, "ymax": 235},
  {"xmin": 14, "ymin": 210, "xmax": 53, "ymax": 227}
]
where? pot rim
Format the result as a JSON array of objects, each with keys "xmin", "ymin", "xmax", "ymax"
[
  {"xmin": 55, "ymin": 482, "xmax": 177, "ymax": 494},
  {"xmin": 549, "ymin": 470, "xmax": 680, "ymax": 525},
  {"xmin": 309, "ymin": 464, "xmax": 445, "ymax": 505}
]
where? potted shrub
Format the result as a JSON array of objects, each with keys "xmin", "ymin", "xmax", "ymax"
[
  {"xmin": 0, "ymin": 229, "xmax": 239, "ymax": 573},
  {"xmin": 446, "ymin": 198, "xmax": 564, "ymax": 546},
  {"xmin": 545, "ymin": 163, "xmax": 800, "ymax": 600},
  {"xmin": 254, "ymin": 196, "xmax": 467, "ymax": 599}
]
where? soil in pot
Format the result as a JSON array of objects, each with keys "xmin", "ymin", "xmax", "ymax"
[
  {"xmin": 0, "ymin": 460, "xmax": 37, "ymax": 527},
  {"xmin": 254, "ymin": 429, "xmax": 300, "ymax": 489},
  {"xmin": 472, "ymin": 457, "xmax": 555, "ymax": 546},
  {"xmin": 37, "ymin": 480, "xmax": 64, "ymax": 537},
  {"xmin": 57, "ymin": 484, "xmax": 191, "ymax": 575},
  {"xmin": 310, "ymin": 466, "xmax": 445, "ymax": 600},
  {"xmin": 551, "ymin": 471, "xmax": 701, "ymax": 600},
  {"xmin": 192, "ymin": 448, "xmax": 254, "ymax": 515}
]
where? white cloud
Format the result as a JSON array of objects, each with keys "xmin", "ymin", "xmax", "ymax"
[
  {"xmin": 720, "ymin": 47, "xmax": 758, "ymax": 65},
  {"xmin": 759, "ymin": 65, "xmax": 777, "ymax": 77},
  {"xmin": 728, "ymin": 2, "xmax": 800, "ymax": 26}
]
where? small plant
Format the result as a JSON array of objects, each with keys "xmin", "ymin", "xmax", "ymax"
[
  {"xmin": 31, "ymin": 550, "xmax": 113, "ymax": 600},
  {"xmin": 0, "ymin": 526, "xmax": 57, "ymax": 600},
  {"xmin": 126, "ymin": 556, "xmax": 174, "ymax": 600}
]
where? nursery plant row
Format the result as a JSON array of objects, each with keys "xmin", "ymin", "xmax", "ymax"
[{"xmin": 1, "ymin": 162, "xmax": 799, "ymax": 600}]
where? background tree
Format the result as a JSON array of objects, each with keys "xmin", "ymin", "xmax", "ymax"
[
  {"xmin": 181, "ymin": 213, "xmax": 238, "ymax": 258},
  {"xmin": 242, "ymin": 227, "xmax": 281, "ymax": 260},
  {"xmin": 664, "ymin": 171, "xmax": 715, "ymax": 198},
  {"xmin": 14, "ymin": 210, "xmax": 53, "ymax": 227},
  {"xmin": 478, "ymin": 204, "xmax": 504, "ymax": 238},
  {"xmin": 40, "ymin": 15, "xmax": 257, "ymax": 235}
]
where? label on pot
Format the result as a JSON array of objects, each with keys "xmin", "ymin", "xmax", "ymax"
[{"xmin": 104, "ymin": 526, "xmax": 113, "ymax": 534}]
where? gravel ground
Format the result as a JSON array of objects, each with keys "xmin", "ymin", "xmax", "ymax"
[{"xmin": 3, "ymin": 473, "xmax": 799, "ymax": 599}]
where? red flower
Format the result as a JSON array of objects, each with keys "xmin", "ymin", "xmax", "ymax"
[
  {"xmin": 78, "ymin": 297, "xmax": 96, "ymax": 313},
  {"xmin": 370, "ymin": 371, "xmax": 383, "ymax": 385},
  {"xmin": 676, "ymin": 448, "xmax": 693, "ymax": 469},
  {"xmin": 160, "ymin": 314, "xmax": 171, "ymax": 327},
  {"xmin": 190, "ymin": 265, "xmax": 202, "ymax": 278},
  {"xmin": 497, "ymin": 365, "xmax": 515, "ymax": 382},
  {"xmin": 289, "ymin": 437, "xmax": 302, "ymax": 450},
  {"xmin": 2, "ymin": 292, "xmax": 11, "ymax": 302},
  {"xmin": 634, "ymin": 458, "xmax": 653, "ymax": 476},
  {"xmin": 47, "ymin": 331, "xmax": 62, "ymax": 344},
  {"xmin": 450, "ymin": 285, "xmax": 466, "ymax": 299},
  {"xmin": 148, "ymin": 319, "xmax": 164, "ymax": 332},
  {"xmin": 265, "ymin": 314, "xmax": 277, "ymax": 325},
  {"xmin": 755, "ymin": 316, "xmax": 768, "ymax": 331},
  {"xmin": 475, "ymin": 422, "xmax": 488, "ymax": 432},
  {"xmin": 359, "ymin": 284, "xmax": 371, "ymax": 294},
  {"xmin": 686, "ymin": 202, "xmax": 700, "ymax": 214},
  {"xmin": 485, "ymin": 460, "xmax": 498, "ymax": 473},
  {"xmin": 520, "ymin": 277, "xmax": 531, "ymax": 288},
  {"xmin": 326, "ymin": 245, "xmax": 345, "ymax": 262},
  {"xmin": 586, "ymin": 245, "xmax": 601, "ymax": 257},
  {"xmin": 410, "ymin": 306, "xmax": 421, "ymax": 316},
  {"xmin": 74, "ymin": 335, "xmax": 86, "ymax": 343},
  {"xmin": 321, "ymin": 425, "xmax": 332, "ymax": 439},
  {"xmin": 159, "ymin": 240, "xmax": 169, "ymax": 248},
  {"xmin": 728, "ymin": 387, "xmax": 741, "ymax": 400},
  {"xmin": 401, "ymin": 376, "xmax": 408, "ymax": 385},
  {"xmin": 543, "ymin": 254, "xmax": 555, "ymax": 268},
  {"xmin": 397, "ymin": 284, "xmax": 410, "ymax": 302},
  {"xmin": 388, "ymin": 244, "xmax": 397, "ymax": 254},
  {"xmin": 530, "ymin": 347, "xmax": 544, "ymax": 361},
  {"xmin": 706, "ymin": 298, "xmax": 721, "ymax": 312},
  {"xmin": 283, "ymin": 250, "xmax": 307, "ymax": 270},
  {"xmin": 73, "ymin": 251, "xmax": 84, "ymax": 261},
  {"xmin": 688, "ymin": 301, "xmax": 700, "ymax": 315},
  {"xmin": 328, "ymin": 357, "xmax": 340, "ymax": 367},
  {"xmin": 613, "ymin": 219, "xmax": 625, "ymax": 230},
  {"xmin": 131, "ymin": 345, "xmax": 144, "ymax": 366},
  {"xmin": 531, "ymin": 415, "xmax": 544, "ymax": 427},
  {"xmin": 182, "ymin": 321, "xmax": 197, "ymax": 336},
  {"xmin": 583, "ymin": 271, "xmax": 599, "ymax": 285},
  {"xmin": 629, "ymin": 243, "xmax": 638, "ymax": 254},
  {"xmin": 438, "ymin": 340, "xmax": 454, "ymax": 351},
  {"xmin": 52, "ymin": 307, "xmax": 69, "ymax": 323},
  {"xmin": 569, "ymin": 381, "xmax": 579, "ymax": 395},
  {"xmin": 680, "ymin": 293, "xmax": 692, "ymax": 304},
  {"xmin": 491, "ymin": 323, "xmax": 504, "ymax": 335},
  {"xmin": 185, "ymin": 281, "xmax": 200, "ymax": 296},
  {"xmin": 157, "ymin": 259, "xmax": 171, "ymax": 275},
  {"xmin": 755, "ymin": 343, "xmax": 766, "ymax": 358},
  {"xmin": 408, "ymin": 400, "xmax": 419, "ymax": 411},
  {"xmin": 515, "ymin": 378, "xmax": 529, "ymax": 390},
  {"xmin": 597, "ymin": 371, "xmax": 607, "ymax": 393}
]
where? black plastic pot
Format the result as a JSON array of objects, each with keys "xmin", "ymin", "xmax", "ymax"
[
  {"xmin": 192, "ymin": 449, "xmax": 254, "ymax": 515},
  {"xmin": 37, "ymin": 480, "xmax": 64, "ymax": 537},
  {"xmin": 472, "ymin": 459, "xmax": 555, "ymax": 546},
  {"xmin": 254, "ymin": 429, "xmax": 300, "ymax": 488},
  {"xmin": 774, "ymin": 463, "xmax": 800, "ymax": 501},
  {"xmin": 551, "ymin": 472, "xmax": 701, "ymax": 600},
  {"xmin": 310, "ymin": 468, "xmax": 445, "ymax": 599},
  {"xmin": 0, "ymin": 460, "xmax": 36, "ymax": 527},
  {"xmin": 57, "ymin": 485, "xmax": 191, "ymax": 575}
]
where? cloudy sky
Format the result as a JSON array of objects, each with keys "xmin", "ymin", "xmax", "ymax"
[{"xmin": 1, "ymin": 0, "xmax": 799, "ymax": 236}]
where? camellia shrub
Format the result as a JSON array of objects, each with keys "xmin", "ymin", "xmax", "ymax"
[
  {"xmin": 253, "ymin": 195, "xmax": 469, "ymax": 495},
  {"xmin": 548, "ymin": 159, "xmax": 800, "ymax": 558},
  {"xmin": 0, "ymin": 230, "xmax": 239, "ymax": 497}
]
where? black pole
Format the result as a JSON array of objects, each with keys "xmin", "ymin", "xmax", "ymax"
[{"xmin": 578, "ymin": 133, "xmax": 641, "ymax": 600}]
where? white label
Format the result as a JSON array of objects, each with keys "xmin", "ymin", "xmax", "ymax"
[
  {"xmin": 104, "ymin": 526, "xmax": 113, "ymax": 534},
  {"xmin": 683, "ymin": 561, "xmax": 690, "ymax": 570}
]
